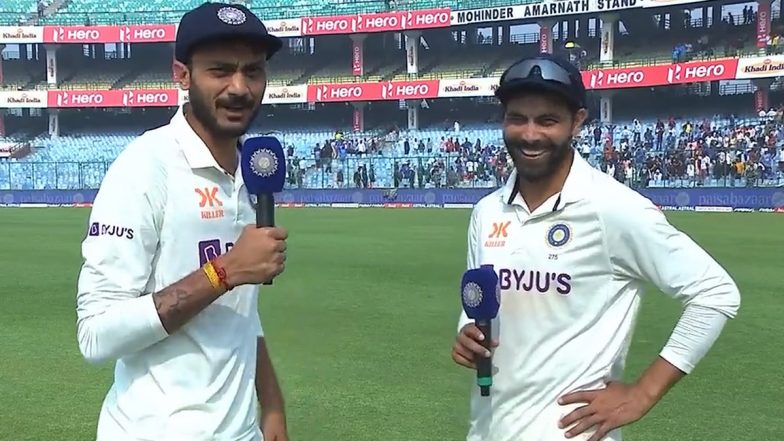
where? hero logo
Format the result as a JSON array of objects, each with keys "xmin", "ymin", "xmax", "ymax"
[
  {"xmin": 317, "ymin": 85, "xmax": 363, "ymax": 101},
  {"xmin": 58, "ymin": 91, "xmax": 104, "ymax": 106},
  {"xmin": 123, "ymin": 91, "xmax": 171, "ymax": 106},
  {"xmin": 308, "ymin": 16, "xmax": 355, "ymax": 34},
  {"xmin": 120, "ymin": 26, "xmax": 166, "ymax": 42},
  {"xmin": 408, "ymin": 10, "xmax": 450, "ymax": 28},
  {"xmin": 381, "ymin": 82, "xmax": 430, "ymax": 99},
  {"xmin": 122, "ymin": 91, "xmax": 134, "ymax": 106},
  {"xmin": 590, "ymin": 70, "xmax": 644, "ymax": 88},
  {"xmin": 53, "ymin": 26, "xmax": 100, "ymax": 42},
  {"xmin": 56, "ymin": 91, "xmax": 69, "ymax": 106},
  {"xmin": 667, "ymin": 63, "xmax": 725, "ymax": 83},
  {"xmin": 360, "ymin": 13, "xmax": 402, "ymax": 31}
]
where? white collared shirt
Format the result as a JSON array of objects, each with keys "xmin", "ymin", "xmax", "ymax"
[
  {"xmin": 76, "ymin": 106, "xmax": 264, "ymax": 441},
  {"xmin": 458, "ymin": 152, "xmax": 740, "ymax": 441}
]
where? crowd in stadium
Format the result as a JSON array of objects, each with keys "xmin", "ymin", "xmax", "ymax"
[{"xmin": 285, "ymin": 109, "xmax": 784, "ymax": 190}]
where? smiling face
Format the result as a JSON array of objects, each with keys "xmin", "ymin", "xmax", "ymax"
[
  {"xmin": 502, "ymin": 90, "xmax": 587, "ymax": 182},
  {"xmin": 174, "ymin": 38, "xmax": 268, "ymax": 139}
]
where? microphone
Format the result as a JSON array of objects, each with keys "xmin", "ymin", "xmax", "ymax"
[
  {"xmin": 461, "ymin": 264, "xmax": 501, "ymax": 397},
  {"xmin": 241, "ymin": 136, "xmax": 287, "ymax": 286}
]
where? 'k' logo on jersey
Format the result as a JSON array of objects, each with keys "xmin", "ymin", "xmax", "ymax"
[
  {"xmin": 485, "ymin": 221, "xmax": 510, "ymax": 248},
  {"xmin": 195, "ymin": 187, "xmax": 225, "ymax": 220}
]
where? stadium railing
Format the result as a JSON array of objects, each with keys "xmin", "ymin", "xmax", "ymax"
[{"xmin": 1, "ymin": 158, "xmax": 781, "ymax": 191}]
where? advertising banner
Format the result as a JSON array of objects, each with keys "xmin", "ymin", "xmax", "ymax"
[
  {"xmin": 3, "ymin": 187, "xmax": 780, "ymax": 209},
  {"xmin": 0, "ymin": 90, "xmax": 47, "ymax": 108}
]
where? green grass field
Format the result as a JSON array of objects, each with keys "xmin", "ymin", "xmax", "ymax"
[{"xmin": 0, "ymin": 208, "xmax": 781, "ymax": 441}]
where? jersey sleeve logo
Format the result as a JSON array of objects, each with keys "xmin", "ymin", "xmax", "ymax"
[{"xmin": 546, "ymin": 223, "xmax": 571, "ymax": 248}]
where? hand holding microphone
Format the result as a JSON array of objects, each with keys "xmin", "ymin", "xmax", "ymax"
[
  {"xmin": 218, "ymin": 136, "xmax": 287, "ymax": 287},
  {"xmin": 452, "ymin": 264, "xmax": 501, "ymax": 397},
  {"xmin": 218, "ymin": 225, "xmax": 287, "ymax": 288}
]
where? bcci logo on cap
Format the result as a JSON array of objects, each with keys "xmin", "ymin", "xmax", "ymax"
[
  {"xmin": 217, "ymin": 6, "xmax": 246, "ymax": 25},
  {"xmin": 250, "ymin": 148, "xmax": 279, "ymax": 177},
  {"xmin": 546, "ymin": 223, "xmax": 571, "ymax": 248},
  {"xmin": 462, "ymin": 282, "xmax": 483, "ymax": 308}
]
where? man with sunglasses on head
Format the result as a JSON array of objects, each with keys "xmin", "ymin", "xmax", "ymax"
[{"xmin": 450, "ymin": 54, "xmax": 740, "ymax": 441}]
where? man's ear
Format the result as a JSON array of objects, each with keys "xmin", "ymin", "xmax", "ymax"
[
  {"xmin": 172, "ymin": 60, "xmax": 190, "ymax": 90},
  {"xmin": 572, "ymin": 108, "xmax": 588, "ymax": 136}
]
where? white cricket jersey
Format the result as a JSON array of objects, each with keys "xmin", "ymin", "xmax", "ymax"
[
  {"xmin": 459, "ymin": 152, "xmax": 740, "ymax": 441},
  {"xmin": 76, "ymin": 106, "xmax": 264, "ymax": 441}
]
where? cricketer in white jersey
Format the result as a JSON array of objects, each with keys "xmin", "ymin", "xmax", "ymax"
[
  {"xmin": 76, "ymin": 3, "xmax": 289, "ymax": 440},
  {"xmin": 452, "ymin": 54, "xmax": 741, "ymax": 441}
]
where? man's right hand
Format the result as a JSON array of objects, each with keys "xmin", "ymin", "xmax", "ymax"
[
  {"xmin": 218, "ymin": 226, "xmax": 288, "ymax": 287},
  {"xmin": 451, "ymin": 323, "xmax": 499, "ymax": 369}
]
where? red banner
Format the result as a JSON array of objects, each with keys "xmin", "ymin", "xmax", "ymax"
[
  {"xmin": 582, "ymin": 58, "xmax": 738, "ymax": 89},
  {"xmin": 754, "ymin": 87, "xmax": 769, "ymax": 112},
  {"xmin": 757, "ymin": 0, "xmax": 771, "ymax": 48},
  {"xmin": 301, "ymin": 8, "xmax": 450, "ymax": 36},
  {"xmin": 539, "ymin": 23, "xmax": 552, "ymax": 54},
  {"xmin": 352, "ymin": 38, "xmax": 363, "ymax": 76},
  {"xmin": 307, "ymin": 79, "xmax": 439, "ymax": 102},
  {"xmin": 352, "ymin": 108, "xmax": 363, "ymax": 132},
  {"xmin": 47, "ymin": 89, "xmax": 178, "ymax": 108},
  {"xmin": 43, "ymin": 24, "xmax": 175, "ymax": 44}
]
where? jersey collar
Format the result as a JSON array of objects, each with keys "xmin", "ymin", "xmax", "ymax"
[
  {"xmin": 500, "ymin": 149, "xmax": 591, "ymax": 211},
  {"xmin": 170, "ymin": 105, "xmax": 249, "ymax": 170}
]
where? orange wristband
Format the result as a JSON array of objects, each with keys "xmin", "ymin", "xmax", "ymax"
[
  {"xmin": 202, "ymin": 261, "xmax": 221, "ymax": 290},
  {"xmin": 209, "ymin": 258, "xmax": 231, "ymax": 291}
]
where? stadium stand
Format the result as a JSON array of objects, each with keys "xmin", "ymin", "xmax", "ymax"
[{"xmin": 1, "ymin": 0, "xmax": 783, "ymax": 193}]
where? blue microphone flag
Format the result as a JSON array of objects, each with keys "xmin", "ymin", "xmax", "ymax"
[
  {"xmin": 241, "ymin": 136, "xmax": 286, "ymax": 194},
  {"xmin": 461, "ymin": 264, "xmax": 500, "ymax": 320}
]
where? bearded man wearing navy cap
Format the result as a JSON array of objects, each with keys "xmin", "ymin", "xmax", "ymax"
[
  {"xmin": 75, "ymin": 3, "xmax": 290, "ymax": 440},
  {"xmin": 450, "ymin": 54, "xmax": 740, "ymax": 441}
]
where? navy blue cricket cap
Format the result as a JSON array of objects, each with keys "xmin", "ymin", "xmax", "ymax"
[
  {"xmin": 175, "ymin": 2, "xmax": 283, "ymax": 63},
  {"xmin": 495, "ymin": 53, "xmax": 587, "ymax": 110}
]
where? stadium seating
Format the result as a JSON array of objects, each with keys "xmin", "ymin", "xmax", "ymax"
[
  {"xmin": 3, "ymin": 113, "xmax": 781, "ymax": 191},
  {"xmin": 3, "ymin": 0, "xmax": 575, "ymax": 26}
]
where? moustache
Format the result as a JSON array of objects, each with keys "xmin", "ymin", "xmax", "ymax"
[
  {"xmin": 505, "ymin": 139, "xmax": 550, "ymax": 151},
  {"xmin": 217, "ymin": 96, "xmax": 254, "ymax": 109}
]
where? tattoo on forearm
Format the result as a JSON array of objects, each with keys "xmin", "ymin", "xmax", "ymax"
[{"xmin": 153, "ymin": 287, "xmax": 193, "ymax": 334}]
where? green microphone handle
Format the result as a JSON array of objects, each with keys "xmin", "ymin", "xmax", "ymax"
[{"xmin": 476, "ymin": 319, "xmax": 492, "ymax": 397}]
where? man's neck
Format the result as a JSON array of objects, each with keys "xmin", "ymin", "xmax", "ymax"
[
  {"xmin": 518, "ymin": 150, "xmax": 574, "ymax": 213},
  {"xmin": 185, "ymin": 112, "xmax": 239, "ymax": 176}
]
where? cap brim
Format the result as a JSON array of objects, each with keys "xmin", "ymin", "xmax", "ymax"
[{"xmin": 495, "ymin": 79, "xmax": 582, "ymax": 109}]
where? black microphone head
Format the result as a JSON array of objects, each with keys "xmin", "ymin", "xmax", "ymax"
[
  {"xmin": 241, "ymin": 136, "xmax": 286, "ymax": 194},
  {"xmin": 461, "ymin": 264, "xmax": 501, "ymax": 320}
]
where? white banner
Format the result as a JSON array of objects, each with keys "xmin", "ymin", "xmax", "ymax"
[
  {"xmin": 438, "ymin": 78, "xmax": 498, "ymax": 97},
  {"xmin": 449, "ymin": 0, "xmax": 712, "ymax": 26},
  {"xmin": 450, "ymin": 0, "xmax": 643, "ymax": 26},
  {"xmin": 0, "ymin": 26, "xmax": 43, "ymax": 44},
  {"xmin": 265, "ymin": 84, "xmax": 308, "ymax": 104},
  {"xmin": 263, "ymin": 19, "xmax": 302, "ymax": 38},
  {"xmin": 735, "ymin": 55, "xmax": 784, "ymax": 79},
  {"xmin": 46, "ymin": 48, "xmax": 57, "ymax": 85},
  {"xmin": 0, "ymin": 90, "xmax": 47, "ymax": 108}
]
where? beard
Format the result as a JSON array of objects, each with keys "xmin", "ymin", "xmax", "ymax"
[
  {"xmin": 503, "ymin": 135, "xmax": 573, "ymax": 182},
  {"xmin": 188, "ymin": 80, "xmax": 261, "ymax": 139}
]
